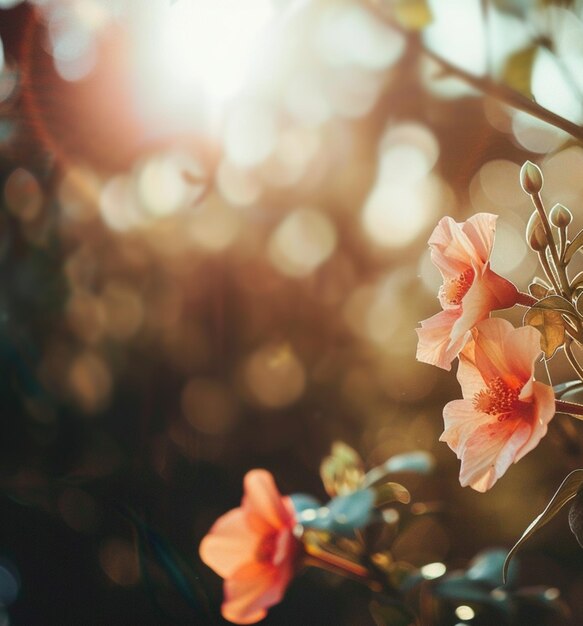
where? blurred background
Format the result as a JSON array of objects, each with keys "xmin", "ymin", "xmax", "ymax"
[{"xmin": 1, "ymin": 0, "xmax": 583, "ymax": 624}]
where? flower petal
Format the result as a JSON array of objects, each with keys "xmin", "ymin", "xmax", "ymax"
[
  {"xmin": 461, "ymin": 213, "xmax": 497, "ymax": 265},
  {"xmin": 459, "ymin": 419, "xmax": 532, "ymax": 492},
  {"xmin": 222, "ymin": 562, "xmax": 292, "ymax": 625},
  {"xmin": 504, "ymin": 325, "xmax": 544, "ymax": 388},
  {"xmin": 450, "ymin": 267, "xmax": 518, "ymax": 344},
  {"xmin": 243, "ymin": 470, "xmax": 294, "ymax": 531},
  {"xmin": 429, "ymin": 217, "xmax": 479, "ymax": 278},
  {"xmin": 416, "ymin": 309, "xmax": 468, "ymax": 371},
  {"xmin": 199, "ymin": 508, "xmax": 260, "ymax": 579},
  {"xmin": 456, "ymin": 350, "xmax": 486, "ymax": 400},
  {"xmin": 513, "ymin": 381, "xmax": 555, "ymax": 462},
  {"xmin": 472, "ymin": 320, "xmax": 540, "ymax": 389},
  {"xmin": 441, "ymin": 399, "xmax": 491, "ymax": 457}
]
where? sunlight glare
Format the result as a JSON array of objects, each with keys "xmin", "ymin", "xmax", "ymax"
[{"xmin": 157, "ymin": 0, "xmax": 274, "ymax": 105}]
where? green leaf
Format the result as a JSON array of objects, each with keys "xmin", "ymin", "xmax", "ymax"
[
  {"xmin": 564, "ymin": 229, "xmax": 583, "ymax": 264},
  {"xmin": 373, "ymin": 482, "xmax": 411, "ymax": 507},
  {"xmin": 554, "ymin": 380, "xmax": 583, "ymax": 403},
  {"xmin": 320, "ymin": 442, "xmax": 365, "ymax": 497},
  {"xmin": 301, "ymin": 489, "xmax": 376, "ymax": 536},
  {"xmin": 503, "ymin": 469, "xmax": 583, "ymax": 583},
  {"xmin": 467, "ymin": 549, "xmax": 516, "ymax": 587},
  {"xmin": 434, "ymin": 574, "xmax": 496, "ymax": 604},
  {"xmin": 392, "ymin": 0, "xmax": 432, "ymax": 31},
  {"xmin": 502, "ymin": 45, "xmax": 538, "ymax": 97},
  {"xmin": 363, "ymin": 451, "xmax": 434, "ymax": 487},
  {"xmin": 532, "ymin": 295, "xmax": 578, "ymax": 319},
  {"xmin": 523, "ymin": 307, "xmax": 565, "ymax": 358}
]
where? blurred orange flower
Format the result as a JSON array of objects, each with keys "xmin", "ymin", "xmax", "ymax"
[
  {"xmin": 440, "ymin": 318, "xmax": 555, "ymax": 492},
  {"xmin": 416, "ymin": 213, "xmax": 518, "ymax": 370},
  {"xmin": 199, "ymin": 470, "xmax": 299, "ymax": 624}
]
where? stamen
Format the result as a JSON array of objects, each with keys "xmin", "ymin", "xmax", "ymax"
[
  {"xmin": 473, "ymin": 377, "xmax": 520, "ymax": 420},
  {"xmin": 441, "ymin": 268, "xmax": 474, "ymax": 306}
]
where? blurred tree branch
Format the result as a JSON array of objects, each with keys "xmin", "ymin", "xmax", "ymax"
[{"xmin": 364, "ymin": 0, "xmax": 583, "ymax": 144}]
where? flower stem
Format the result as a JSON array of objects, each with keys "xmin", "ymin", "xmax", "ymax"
[
  {"xmin": 555, "ymin": 399, "xmax": 583, "ymax": 419},
  {"xmin": 516, "ymin": 292, "xmax": 537, "ymax": 307},
  {"xmin": 537, "ymin": 250, "xmax": 561, "ymax": 295},
  {"xmin": 303, "ymin": 541, "xmax": 377, "ymax": 585}
]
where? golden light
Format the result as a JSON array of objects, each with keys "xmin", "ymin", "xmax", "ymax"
[
  {"xmin": 454, "ymin": 605, "xmax": 475, "ymax": 621},
  {"xmin": 134, "ymin": 0, "xmax": 276, "ymax": 127}
]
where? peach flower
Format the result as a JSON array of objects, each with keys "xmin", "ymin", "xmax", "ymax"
[
  {"xmin": 199, "ymin": 470, "xmax": 299, "ymax": 624},
  {"xmin": 416, "ymin": 213, "xmax": 519, "ymax": 370},
  {"xmin": 441, "ymin": 318, "xmax": 555, "ymax": 492}
]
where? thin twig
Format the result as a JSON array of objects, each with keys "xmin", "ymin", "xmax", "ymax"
[{"xmin": 363, "ymin": 0, "xmax": 583, "ymax": 145}]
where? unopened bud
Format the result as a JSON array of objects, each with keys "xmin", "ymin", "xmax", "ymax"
[
  {"xmin": 526, "ymin": 212, "xmax": 547, "ymax": 251},
  {"xmin": 520, "ymin": 160, "xmax": 544, "ymax": 195},
  {"xmin": 569, "ymin": 490, "xmax": 583, "ymax": 548},
  {"xmin": 549, "ymin": 203, "xmax": 573, "ymax": 228}
]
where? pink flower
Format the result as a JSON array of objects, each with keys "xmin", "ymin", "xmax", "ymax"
[
  {"xmin": 199, "ymin": 470, "xmax": 299, "ymax": 624},
  {"xmin": 441, "ymin": 318, "xmax": 555, "ymax": 492},
  {"xmin": 416, "ymin": 213, "xmax": 519, "ymax": 370}
]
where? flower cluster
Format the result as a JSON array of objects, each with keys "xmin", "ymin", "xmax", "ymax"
[
  {"xmin": 198, "ymin": 445, "xmax": 429, "ymax": 624},
  {"xmin": 417, "ymin": 201, "xmax": 557, "ymax": 491}
]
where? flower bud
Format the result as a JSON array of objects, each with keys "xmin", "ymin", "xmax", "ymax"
[
  {"xmin": 526, "ymin": 212, "xmax": 547, "ymax": 251},
  {"xmin": 569, "ymin": 490, "xmax": 583, "ymax": 548},
  {"xmin": 520, "ymin": 160, "xmax": 543, "ymax": 195},
  {"xmin": 549, "ymin": 203, "xmax": 573, "ymax": 228}
]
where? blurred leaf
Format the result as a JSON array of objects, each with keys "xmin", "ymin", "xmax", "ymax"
[
  {"xmin": 389, "ymin": 561, "xmax": 420, "ymax": 591},
  {"xmin": 369, "ymin": 598, "xmax": 416, "ymax": 626},
  {"xmin": 364, "ymin": 451, "xmax": 434, "ymax": 487},
  {"xmin": 523, "ymin": 307, "xmax": 565, "ymax": 358},
  {"xmin": 504, "ymin": 469, "xmax": 583, "ymax": 582},
  {"xmin": 320, "ymin": 441, "xmax": 365, "ymax": 497},
  {"xmin": 434, "ymin": 573, "xmax": 495, "ymax": 604},
  {"xmin": 393, "ymin": 0, "xmax": 433, "ymax": 30},
  {"xmin": 374, "ymin": 482, "xmax": 411, "ymax": 508},
  {"xmin": 119, "ymin": 508, "xmax": 211, "ymax": 621},
  {"xmin": 290, "ymin": 493, "xmax": 320, "ymax": 514},
  {"xmin": 467, "ymin": 549, "xmax": 517, "ymax": 587},
  {"xmin": 502, "ymin": 45, "xmax": 538, "ymax": 97},
  {"xmin": 564, "ymin": 229, "xmax": 583, "ymax": 264},
  {"xmin": 360, "ymin": 519, "xmax": 399, "ymax": 553},
  {"xmin": 301, "ymin": 489, "xmax": 376, "ymax": 536},
  {"xmin": 326, "ymin": 489, "xmax": 376, "ymax": 534}
]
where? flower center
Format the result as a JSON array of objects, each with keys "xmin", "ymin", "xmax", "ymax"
[
  {"xmin": 473, "ymin": 377, "xmax": 520, "ymax": 421},
  {"xmin": 256, "ymin": 532, "xmax": 278, "ymax": 563},
  {"xmin": 441, "ymin": 268, "xmax": 474, "ymax": 306}
]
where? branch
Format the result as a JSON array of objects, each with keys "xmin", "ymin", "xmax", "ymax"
[{"xmin": 363, "ymin": 1, "xmax": 583, "ymax": 144}]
